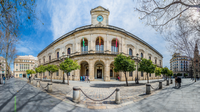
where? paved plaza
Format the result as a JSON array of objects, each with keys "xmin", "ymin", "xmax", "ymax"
[{"xmin": 0, "ymin": 78, "xmax": 199, "ymax": 112}]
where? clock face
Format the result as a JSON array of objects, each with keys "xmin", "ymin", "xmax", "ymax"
[{"xmin": 97, "ymin": 15, "xmax": 103, "ymax": 22}]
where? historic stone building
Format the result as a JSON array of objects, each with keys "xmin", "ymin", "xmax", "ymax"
[
  {"xmin": 0, "ymin": 56, "xmax": 11, "ymax": 78},
  {"xmin": 14, "ymin": 55, "xmax": 38, "ymax": 78},
  {"xmin": 170, "ymin": 53, "xmax": 192, "ymax": 77},
  {"xmin": 37, "ymin": 6, "xmax": 163, "ymax": 81}
]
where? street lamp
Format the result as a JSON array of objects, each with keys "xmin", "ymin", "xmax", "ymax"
[
  {"xmin": 62, "ymin": 52, "xmax": 65, "ymax": 84},
  {"xmin": 132, "ymin": 53, "xmax": 140, "ymax": 84}
]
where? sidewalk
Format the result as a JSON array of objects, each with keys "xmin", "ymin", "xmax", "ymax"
[{"xmin": 29, "ymin": 78, "xmax": 171, "ymax": 109}]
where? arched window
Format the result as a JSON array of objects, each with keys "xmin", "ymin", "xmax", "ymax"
[
  {"xmin": 155, "ymin": 59, "xmax": 157, "ymax": 64},
  {"xmin": 81, "ymin": 38, "xmax": 88, "ymax": 53},
  {"xmin": 57, "ymin": 52, "xmax": 59, "ymax": 59},
  {"xmin": 111, "ymin": 39, "xmax": 119, "ymax": 53},
  {"xmin": 129, "ymin": 48, "xmax": 132, "ymax": 56},
  {"xmin": 141, "ymin": 53, "xmax": 143, "ymax": 58},
  {"xmin": 96, "ymin": 37, "xmax": 104, "ymax": 52},
  {"xmin": 149, "ymin": 56, "xmax": 151, "ymax": 60},
  {"xmin": 67, "ymin": 48, "xmax": 71, "ymax": 54}
]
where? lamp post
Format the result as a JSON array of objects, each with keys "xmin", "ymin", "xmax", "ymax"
[
  {"xmin": 133, "ymin": 53, "xmax": 140, "ymax": 84},
  {"xmin": 61, "ymin": 52, "xmax": 65, "ymax": 84}
]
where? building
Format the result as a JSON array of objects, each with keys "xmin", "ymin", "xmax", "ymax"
[
  {"xmin": 14, "ymin": 55, "xmax": 38, "ymax": 78},
  {"xmin": 194, "ymin": 42, "xmax": 200, "ymax": 77},
  {"xmin": 0, "ymin": 56, "xmax": 11, "ymax": 78},
  {"xmin": 170, "ymin": 53, "xmax": 192, "ymax": 77},
  {"xmin": 37, "ymin": 6, "xmax": 163, "ymax": 81}
]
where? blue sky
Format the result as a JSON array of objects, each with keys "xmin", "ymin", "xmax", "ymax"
[{"xmin": 14, "ymin": 0, "xmax": 172, "ymax": 71}]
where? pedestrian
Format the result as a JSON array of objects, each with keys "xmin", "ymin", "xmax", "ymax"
[
  {"xmin": 83, "ymin": 76, "xmax": 85, "ymax": 81},
  {"xmin": 118, "ymin": 76, "xmax": 120, "ymax": 80},
  {"xmin": 3, "ymin": 76, "xmax": 6, "ymax": 85},
  {"xmin": 80, "ymin": 76, "xmax": 82, "ymax": 81},
  {"xmin": 87, "ymin": 76, "xmax": 90, "ymax": 83},
  {"xmin": 175, "ymin": 76, "xmax": 178, "ymax": 88},
  {"xmin": 176, "ymin": 76, "xmax": 181, "ymax": 88}
]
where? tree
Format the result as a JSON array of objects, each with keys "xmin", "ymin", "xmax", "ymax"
[
  {"xmin": 0, "ymin": 0, "xmax": 39, "ymax": 78},
  {"xmin": 155, "ymin": 67, "xmax": 162, "ymax": 77},
  {"xmin": 114, "ymin": 54, "xmax": 136, "ymax": 86},
  {"xmin": 138, "ymin": 58, "xmax": 156, "ymax": 83},
  {"xmin": 45, "ymin": 64, "xmax": 59, "ymax": 83},
  {"xmin": 161, "ymin": 67, "xmax": 169, "ymax": 80},
  {"xmin": 37, "ymin": 65, "xmax": 46, "ymax": 80},
  {"xmin": 168, "ymin": 70, "xmax": 173, "ymax": 79},
  {"xmin": 135, "ymin": 1, "xmax": 200, "ymax": 82},
  {"xmin": 35, "ymin": 67, "xmax": 39, "ymax": 78},
  {"xmin": 26, "ymin": 69, "xmax": 36, "ymax": 78},
  {"xmin": 59, "ymin": 58, "xmax": 80, "ymax": 85}
]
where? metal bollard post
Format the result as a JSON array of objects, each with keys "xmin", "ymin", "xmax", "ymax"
[
  {"xmin": 73, "ymin": 86, "xmax": 80, "ymax": 103},
  {"xmin": 166, "ymin": 80, "xmax": 169, "ymax": 86},
  {"xmin": 115, "ymin": 88, "xmax": 120, "ymax": 104},
  {"xmin": 37, "ymin": 81, "xmax": 40, "ymax": 87},
  {"xmin": 170, "ymin": 79, "xmax": 173, "ymax": 84},
  {"xmin": 146, "ymin": 84, "xmax": 151, "ymax": 94},
  {"xmin": 159, "ymin": 81, "xmax": 162, "ymax": 89},
  {"xmin": 47, "ymin": 83, "xmax": 52, "ymax": 92}
]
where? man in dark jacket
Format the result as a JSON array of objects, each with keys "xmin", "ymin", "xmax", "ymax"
[{"xmin": 176, "ymin": 77, "xmax": 181, "ymax": 88}]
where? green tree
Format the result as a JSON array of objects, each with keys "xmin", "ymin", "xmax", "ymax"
[
  {"xmin": 161, "ymin": 67, "xmax": 169, "ymax": 80},
  {"xmin": 59, "ymin": 58, "xmax": 80, "ymax": 85},
  {"xmin": 155, "ymin": 67, "xmax": 162, "ymax": 77},
  {"xmin": 114, "ymin": 54, "xmax": 136, "ymax": 86},
  {"xmin": 45, "ymin": 64, "xmax": 59, "ymax": 83},
  {"xmin": 37, "ymin": 65, "xmax": 46, "ymax": 80},
  {"xmin": 35, "ymin": 67, "xmax": 40, "ymax": 78},
  {"xmin": 26, "ymin": 69, "xmax": 36, "ymax": 78},
  {"xmin": 138, "ymin": 58, "xmax": 156, "ymax": 83},
  {"xmin": 168, "ymin": 70, "xmax": 173, "ymax": 79}
]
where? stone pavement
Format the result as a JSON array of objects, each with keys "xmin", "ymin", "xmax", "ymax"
[{"xmin": 29, "ymin": 78, "xmax": 170, "ymax": 109}]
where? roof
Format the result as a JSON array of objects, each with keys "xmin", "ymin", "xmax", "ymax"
[
  {"xmin": 37, "ymin": 25, "xmax": 163, "ymax": 58},
  {"xmin": 90, "ymin": 6, "xmax": 109, "ymax": 14}
]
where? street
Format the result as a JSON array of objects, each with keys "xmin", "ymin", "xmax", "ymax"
[{"xmin": 0, "ymin": 78, "xmax": 200, "ymax": 112}]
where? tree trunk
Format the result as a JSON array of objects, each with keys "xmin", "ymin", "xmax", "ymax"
[
  {"xmin": 147, "ymin": 73, "xmax": 149, "ymax": 83},
  {"xmin": 63, "ymin": 71, "xmax": 65, "ymax": 84},
  {"xmin": 67, "ymin": 72, "xmax": 69, "ymax": 85},
  {"xmin": 124, "ymin": 72, "xmax": 128, "ymax": 86},
  {"xmin": 51, "ymin": 73, "xmax": 53, "ymax": 83}
]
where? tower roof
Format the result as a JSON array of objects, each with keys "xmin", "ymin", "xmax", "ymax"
[{"xmin": 90, "ymin": 6, "xmax": 109, "ymax": 14}]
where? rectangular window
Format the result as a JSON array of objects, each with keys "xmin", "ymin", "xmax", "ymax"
[
  {"xmin": 16, "ymin": 69, "xmax": 18, "ymax": 71},
  {"xmin": 56, "ymin": 71, "xmax": 59, "ymax": 76},
  {"xmin": 57, "ymin": 52, "xmax": 59, "ymax": 59},
  {"xmin": 129, "ymin": 71, "xmax": 133, "ymax": 77},
  {"xmin": 49, "ymin": 72, "xmax": 50, "ymax": 76},
  {"xmin": 16, "ymin": 64, "xmax": 18, "ymax": 66},
  {"xmin": 49, "ymin": 56, "xmax": 51, "ymax": 61},
  {"xmin": 141, "ymin": 71, "xmax": 143, "ymax": 77},
  {"xmin": 149, "ymin": 73, "xmax": 151, "ymax": 77}
]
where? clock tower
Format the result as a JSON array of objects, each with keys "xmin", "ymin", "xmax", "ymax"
[{"xmin": 90, "ymin": 6, "xmax": 110, "ymax": 27}]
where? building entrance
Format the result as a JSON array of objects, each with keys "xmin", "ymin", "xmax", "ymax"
[
  {"xmin": 97, "ymin": 69, "xmax": 102, "ymax": 78},
  {"xmin": 23, "ymin": 74, "xmax": 26, "ymax": 78}
]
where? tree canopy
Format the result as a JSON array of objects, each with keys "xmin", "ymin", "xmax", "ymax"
[
  {"xmin": 26, "ymin": 69, "xmax": 35, "ymax": 75},
  {"xmin": 45, "ymin": 64, "xmax": 59, "ymax": 82},
  {"xmin": 155, "ymin": 67, "xmax": 162, "ymax": 77},
  {"xmin": 114, "ymin": 54, "xmax": 136, "ymax": 86},
  {"xmin": 59, "ymin": 58, "xmax": 80, "ymax": 84},
  {"xmin": 138, "ymin": 58, "xmax": 156, "ymax": 83}
]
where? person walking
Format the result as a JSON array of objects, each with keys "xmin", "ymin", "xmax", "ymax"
[
  {"xmin": 87, "ymin": 76, "xmax": 90, "ymax": 83},
  {"xmin": 3, "ymin": 76, "xmax": 6, "ymax": 85},
  {"xmin": 80, "ymin": 76, "xmax": 82, "ymax": 81}
]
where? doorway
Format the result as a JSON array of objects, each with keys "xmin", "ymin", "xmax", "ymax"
[
  {"xmin": 97, "ymin": 69, "xmax": 102, "ymax": 78},
  {"xmin": 23, "ymin": 74, "xmax": 26, "ymax": 78}
]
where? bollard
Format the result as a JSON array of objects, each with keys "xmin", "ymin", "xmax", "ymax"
[
  {"xmin": 166, "ymin": 80, "xmax": 169, "ymax": 86},
  {"xmin": 115, "ymin": 88, "xmax": 120, "ymax": 104},
  {"xmin": 73, "ymin": 86, "xmax": 80, "ymax": 103},
  {"xmin": 170, "ymin": 79, "xmax": 173, "ymax": 84},
  {"xmin": 47, "ymin": 83, "xmax": 52, "ymax": 93},
  {"xmin": 159, "ymin": 81, "xmax": 162, "ymax": 89},
  {"xmin": 30, "ymin": 80, "xmax": 33, "ymax": 84},
  {"xmin": 37, "ymin": 81, "xmax": 40, "ymax": 87},
  {"xmin": 146, "ymin": 83, "xmax": 151, "ymax": 94}
]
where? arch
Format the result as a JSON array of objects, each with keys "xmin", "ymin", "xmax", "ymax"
[
  {"xmin": 141, "ymin": 52, "xmax": 143, "ymax": 58},
  {"xmin": 81, "ymin": 37, "xmax": 88, "ymax": 53},
  {"xmin": 80, "ymin": 61, "xmax": 89, "ymax": 77},
  {"xmin": 65, "ymin": 43, "xmax": 73, "ymax": 54},
  {"xmin": 55, "ymin": 48, "xmax": 60, "ymax": 59},
  {"xmin": 95, "ymin": 36, "xmax": 104, "ymax": 52},
  {"xmin": 111, "ymin": 38, "xmax": 119, "ymax": 53},
  {"xmin": 94, "ymin": 60, "xmax": 105, "ymax": 79}
]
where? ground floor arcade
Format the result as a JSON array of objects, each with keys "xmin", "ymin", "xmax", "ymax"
[{"xmin": 36, "ymin": 55, "xmax": 162, "ymax": 81}]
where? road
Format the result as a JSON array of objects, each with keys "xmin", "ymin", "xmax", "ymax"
[{"xmin": 0, "ymin": 78, "xmax": 199, "ymax": 112}]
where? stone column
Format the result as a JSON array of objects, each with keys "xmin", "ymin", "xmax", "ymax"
[
  {"xmin": 119, "ymin": 72, "xmax": 125, "ymax": 81},
  {"xmin": 74, "ymin": 69, "xmax": 80, "ymax": 81},
  {"xmin": 89, "ymin": 60, "xmax": 94, "ymax": 81},
  {"xmin": 104, "ymin": 62, "xmax": 110, "ymax": 82}
]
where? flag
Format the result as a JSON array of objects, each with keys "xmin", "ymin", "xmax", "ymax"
[
  {"xmin": 116, "ymin": 38, "xmax": 117, "ymax": 47},
  {"xmin": 99, "ymin": 36, "xmax": 101, "ymax": 46},
  {"xmin": 83, "ymin": 37, "xmax": 85, "ymax": 47}
]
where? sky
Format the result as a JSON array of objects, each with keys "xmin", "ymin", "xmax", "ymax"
[{"xmin": 14, "ymin": 0, "xmax": 172, "ymax": 71}]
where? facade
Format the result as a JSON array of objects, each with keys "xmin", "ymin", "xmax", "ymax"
[
  {"xmin": 170, "ymin": 53, "xmax": 192, "ymax": 77},
  {"xmin": 37, "ymin": 6, "xmax": 163, "ymax": 81},
  {"xmin": 14, "ymin": 55, "xmax": 38, "ymax": 78},
  {"xmin": 0, "ymin": 56, "xmax": 11, "ymax": 78},
  {"xmin": 194, "ymin": 42, "xmax": 200, "ymax": 77}
]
